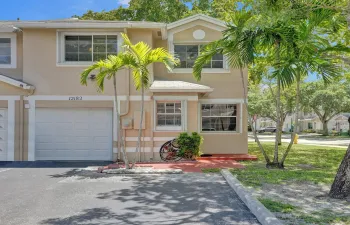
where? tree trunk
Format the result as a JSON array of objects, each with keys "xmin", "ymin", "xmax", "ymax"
[
  {"xmin": 113, "ymin": 74, "xmax": 129, "ymax": 169},
  {"xmin": 280, "ymin": 78, "xmax": 300, "ymax": 167},
  {"xmin": 239, "ymin": 68, "xmax": 271, "ymax": 164},
  {"xmin": 277, "ymin": 121, "xmax": 283, "ymax": 145},
  {"xmin": 322, "ymin": 120, "xmax": 329, "ymax": 136},
  {"xmin": 273, "ymin": 77, "xmax": 281, "ymax": 164},
  {"xmin": 329, "ymin": 144, "xmax": 350, "ymax": 199},
  {"xmin": 133, "ymin": 82, "xmax": 145, "ymax": 168}
]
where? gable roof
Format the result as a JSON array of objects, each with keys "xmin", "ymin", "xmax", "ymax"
[
  {"xmin": 0, "ymin": 74, "xmax": 34, "ymax": 90},
  {"xmin": 167, "ymin": 14, "xmax": 226, "ymax": 30}
]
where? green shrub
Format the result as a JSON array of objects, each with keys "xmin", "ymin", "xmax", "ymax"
[{"xmin": 177, "ymin": 132, "xmax": 203, "ymax": 159}]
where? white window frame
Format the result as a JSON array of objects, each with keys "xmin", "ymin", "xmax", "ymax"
[
  {"xmin": 0, "ymin": 33, "xmax": 17, "ymax": 69},
  {"xmin": 174, "ymin": 44, "xmax": 225, "ymax": 69},
  {"xmin": 56, "ymin": 31, "xmax": 123, "ymax": 67},
  {"xmin": 154, "ymin": 100, "xmax": 187, "ymax": 131},
  {"xmin": 198, "ymin": 99, "xmax": 244, "ymax": 134}
]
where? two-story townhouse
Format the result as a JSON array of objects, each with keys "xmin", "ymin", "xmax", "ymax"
[{"xmin": 0, "ymin": 14, "xmax": 248, "ymax": 162}]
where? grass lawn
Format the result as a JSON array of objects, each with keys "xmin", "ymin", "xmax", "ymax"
[
  {"xmin": 231, "ymin": 142, "xmax": 345, "ymax": 187},
  {"xmin": 230, "ymin": 142, "xmax": 350, "ymax": 225}
]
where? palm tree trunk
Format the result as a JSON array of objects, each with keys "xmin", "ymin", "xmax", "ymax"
[
  {"xmin": 329, "ymin": 144, "xmax": 350, "ymax": 199},
  {"xmin": 133, "ymin": 82, "xmax": 145, "ymax": 168},
  {"xmin": 280, "ymin": 77, "xmax": 300, "ymax": 167},
  {"xmin": 113, "ymin": 74, "xmax": 129, "ymax": 169},
  {"xmin": 273, "ymin": 77, "xmax": 281, "ymax": 165},
  {"xmin": 239, "ymin": 68, "xmax": 271, "ymax": 164}
]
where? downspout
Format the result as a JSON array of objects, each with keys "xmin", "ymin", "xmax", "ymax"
[{"xmin": 120, "ymin": 28, "xmax": 130, "ymax": 117}]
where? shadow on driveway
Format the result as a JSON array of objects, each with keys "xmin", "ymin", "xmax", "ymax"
[
  {"xmin": 0, "ymin": 161, "xmax": 111, "ymax": 168},
  {"xmin": 39, "ymin": 174, "xmax": 260, "ymax": 225}
]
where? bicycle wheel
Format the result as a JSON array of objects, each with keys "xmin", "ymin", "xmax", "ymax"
[{"xmin": 159, "ymin": 140, "xmax": 182, "ymax": 162}]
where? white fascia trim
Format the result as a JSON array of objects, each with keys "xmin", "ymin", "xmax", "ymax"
[
  {"xmin": 149, "ymin": 88, "xmax": 213, "ymax": 93},
  {"xmin": 153, "ymin": 95, "xmax": 198, "ymax": 101},
  {"xmin": 6, "ymin": 99, "xmax": 15, "ymax": 161},
  {"xmin": 6, "ymin": 21, "xmax": 166, "ymax": 29},
  {"xmin": 167, "ymin": 14, "xmax": 226, "ymax": 30},
  {"xmin": 199, "ymin": 99, "xmax": 245, "ymax": 104},
  {"xmin": 0, "ymin": 75, "xmax": 34, "ymax": 90},
  {"xmin": 0, "ymin": 33, "xmax": 16, "ymax": 69},
  {"xmin": 24, "ymin": 95, "xmax": 152, "ymax": 101}
]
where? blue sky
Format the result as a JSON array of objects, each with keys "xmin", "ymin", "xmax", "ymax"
[{"xmin": 1, "ymin": 0, "xmax": 129, "ymax": 21}]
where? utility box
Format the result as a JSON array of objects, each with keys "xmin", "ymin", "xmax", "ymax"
[
  {"xmin": 122, "ymin": 118, "xmax": 133, "ymax": 129},
  {"xmin": 133, "ymin": 111, "xmax": 145, "ymax": 130}
]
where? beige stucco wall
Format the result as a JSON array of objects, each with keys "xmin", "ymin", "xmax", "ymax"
[
  {"xmin": 173, "ymin": 25, "xmax": 222, "ymax": 43},
  {"xmin": 0, "ymin": 33, "xmax": 23, "ymax": 81},
  {"xmin": 7, "ymin": 18, "xmax": 248, "ymax": 161}
]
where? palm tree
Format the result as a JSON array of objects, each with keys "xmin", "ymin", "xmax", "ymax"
[
  {"xmin": 193, "ymin": 9, "xmax": 297, "ymax": 167},
  {"xmin": 120, "ymin": 33, "xmax": 178, "ymax": 165},
  {"xmin": 80, "ymin": 54, "xmax": 130, "ymax": 169},
  {"xmin": 193, "ymin": 3, "xmax": 347, "ymax": 168}
]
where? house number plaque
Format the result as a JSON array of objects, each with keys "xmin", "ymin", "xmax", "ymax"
[{"xmin": 69, "ymin": 96, "xmax": 83, "ymax": 101}]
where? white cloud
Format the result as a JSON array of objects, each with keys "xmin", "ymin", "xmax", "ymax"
[{"xmin": 117, "ymin": 0, "xmax": 130, "ymax": 6}]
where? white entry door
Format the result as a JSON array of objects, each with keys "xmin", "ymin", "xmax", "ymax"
[
  {"xmin": 35, "ymin": 108, "xmax": 113, "ymax": 161},
  {"xmin": 0, "ymin": 109, "xmax": 7, "ymax": 161}
]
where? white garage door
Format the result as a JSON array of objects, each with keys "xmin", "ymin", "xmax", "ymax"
[
  {"xmin": 35, "ymin": 108, "xmax": 113, "ymax": 161},
  {"xmin": 0, "ymin": 109, "xmax": 7, "ymax": 161}
]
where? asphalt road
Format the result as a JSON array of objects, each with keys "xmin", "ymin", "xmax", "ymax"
[{"xmin": 0, "ymin": 164, "xmax": 259, "ymax": 225}]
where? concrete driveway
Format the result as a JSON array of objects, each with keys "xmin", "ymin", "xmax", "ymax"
[{"xmin": 0, "ymin": 163, "xmax": 259, "ymax": 225}]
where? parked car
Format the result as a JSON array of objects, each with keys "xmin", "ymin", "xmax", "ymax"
[{"xmin": 258, "ymin": 126, "xmax": 277, "ymax": 133}]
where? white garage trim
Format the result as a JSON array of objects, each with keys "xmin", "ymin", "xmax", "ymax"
[
  {"xmin": 7, "ymin": 100, "xmax": 15, "ymax": 161},
  {"xmin": 24, "ymin": 95, "xmax": 152, "ymax": 101},
  {"xmin": 26, "ymin": 95, "xmax": 152, "ymax": 161}
]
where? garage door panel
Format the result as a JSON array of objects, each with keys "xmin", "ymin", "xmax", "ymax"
[
  {"xmin": 36, "ymin": 143, "xmax": 55, "ymax": 150},
  {"xmin": 36, "ymin": 123, "xmax": 55, "ymax": 135},
  {"xmin": 36, "ymin": 135, "xmax": 53, "ymax": 143},
  {"xmin": 35, "ymin": 108, "xmax": 112, "ymax": 161},
  {"xmin": 54, "ymin": 136, "xmax": 76, "ymax": 143},
  {"xmin": 75, "ymin": 122, "xmax": 89, "ymax": 130}
]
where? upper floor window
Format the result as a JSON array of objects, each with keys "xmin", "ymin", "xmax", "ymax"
[
  {"xmin": 174, "ymin": 45, "xmax": 223, "ymax": 69},
  {"xmin": 65, "ymin": 35, "xmax": 118, "ymax": 62},
  {"xmin": 0, "ymin": 34, "xmax": 16, "ymax": 68}
]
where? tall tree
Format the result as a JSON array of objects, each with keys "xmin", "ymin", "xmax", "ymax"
[
  {"xmin": 80, "ymin": 55, "xmax": 130, "ymax": 168},
  {"xmin": 248, "ymin": 83, "xmax": 296, "ymax": 144},
  {"xmin": 121, "ymin": 33, "xmax": 177, "ymax": 165},
  {"xmin": 76, "ymin": 0, "xmax": 189, "ymax": 22},
  {"xmin": 300, "ymin": 81, "xmax": 350, "ymax": 135}
]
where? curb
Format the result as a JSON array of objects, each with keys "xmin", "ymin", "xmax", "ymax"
[{"xmin": 221, "ymin": 169, "xmax": 283, "ymax": 225}]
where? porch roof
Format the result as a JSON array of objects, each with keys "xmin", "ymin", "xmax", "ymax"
[
  {"xmin": 0, "ymin": 74, "xmax": 35, "ymax": 90},
  {"xmin": 149, "ymin": 80, "xmax": 213, "ymax": 93}
]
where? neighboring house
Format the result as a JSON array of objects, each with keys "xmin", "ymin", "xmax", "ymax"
[
  {"xmin": 0, "ymin": 14, "xmax": 248, "ymax": 162},
  {"xmin": 286, "ymin": 112, "xmax": 350, "ymax": 133},
  {"xmin": 254, "ymin": 112, "xmax": 350, "ymax": 133}
]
